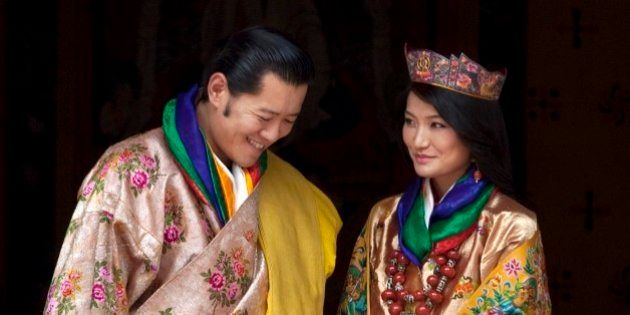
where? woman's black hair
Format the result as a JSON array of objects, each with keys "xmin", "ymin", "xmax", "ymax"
[
  {"xmin": 398, "ymin": 83, "xmax": 515, "ymax": 196},
  {"xmin": 199, "ymin": 26, "xmax": 315, "ymax": 100}
]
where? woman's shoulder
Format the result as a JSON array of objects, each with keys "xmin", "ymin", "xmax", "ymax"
[
  {"xmin": 483, "ymin": 192, "xmax": 539, "ymax": 240},
  {"xmin": 372, "ymin": 194, "xmax": 401, "ymax": 208},
  {"xmin": 366, "ymin": 194, "xmax": 403, "ymax": 221}
]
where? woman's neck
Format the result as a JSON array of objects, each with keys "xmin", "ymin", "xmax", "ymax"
[{"xmin": 430, "ymin": 169, "xmax": 467, "ymax": 201}]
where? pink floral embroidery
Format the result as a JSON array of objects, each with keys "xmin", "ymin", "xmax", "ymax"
[
  {"xmin": 79, "ymin": 144, "xmax": 160, "ymax": 200},
  {"xmin": 209, "ymin": 272, "xmax": 225, "ymax": 290},
  {"xmin": 99, "ymin": 266, "xmax": 113, "ymax": 282},
  {"xmin": 162, "ymin": 191, "xmax": 186, "ymax": 253},
  {"xmin": 118, "ymin": 150, "xmax": 133, "ymax": 163},
  {"xmin": 45, "ymin": 269, "xmax": 83, "ymax": 314},
  {"xmin": 227, "ymin": 283, "xmax": 240, "ymax": 300},
  {"xmin": 100, "ymin": 210, "xmax": 114, "ymax": 224},
  {"xmin": 504, "ymin": 258, "xmax": 522, "ymax": 277},
  {"xmin": 164, "ymin": 226, "xmax": 180, "ymax": 244},
  {"xmin": 233, "ymin": 260, "xmax": 245, "ymax": 277},
  {"xmin": 92, "ymin": 283, "xmax": 106, "ymax": 303},
  {"xmin": 115, "ymin": 283, "xmax": 126, "ymax": 299},
  {"xmin": 202, "ymin": 250, "xmax": 252, "ymax": 310},
  {"xmin": 68, "ymin": 270, "xmax": 81, "ymax": 280},
  {"xmin": 60, "ymin": 280, "xmax": 73, "ymax": 297},
  {"xmin": 131, "ymin": 169, "xmax": 149, "ymax": 189},
  {"xmin": 90, "ymin": 260, "xmax": 127, "ymax": 312},
  {"xmin": 46, "ymin": 298, "xmax": 58, "ymax": 314},
  {"xmin": 244, "ymin": 230, "xmax": 255, "ymax": 242},
  {"xmin": 140, "ymin": 154, "xmax": 157, "ymax": 169},
  {"xmin": 99, "ymin": 162, "xmax": 110, "ymax": 179},
  {"xmin": 82, "ymin": 181, "xmax": 96, "ymax": 197},
  {"xmin": 232, "ymin": 248, "xmax": 243, "ymax": 260}
]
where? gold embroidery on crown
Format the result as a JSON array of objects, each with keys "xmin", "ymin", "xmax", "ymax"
[{"xmin": 405, "ymin": 44, "xmax": 506, "ymax": 101}]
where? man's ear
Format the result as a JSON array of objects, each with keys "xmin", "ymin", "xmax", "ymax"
[{"xmin": 206, "ymin": 72, "xmax": 230, "ymax": 110}]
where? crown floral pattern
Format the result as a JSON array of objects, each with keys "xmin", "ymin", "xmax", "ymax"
[{"xmin": 405, "ymin": 45, "xmax": 507, "ymax": 100}]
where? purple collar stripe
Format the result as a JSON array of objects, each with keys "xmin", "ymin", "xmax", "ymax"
[
  {"xmin": 430, "ymin": 174, "xmax": 487, "ymax": 223},
  {"xmin": 174, "ymin": 85, "xmax": 218, "ymax": 204},
  {"xmin": 397, "ymin": 178, "xmax": 423, "ymax": 266}
]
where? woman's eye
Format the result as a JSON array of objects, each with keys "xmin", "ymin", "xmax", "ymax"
[
  {"xmin": 431, "ymin": 122, "xmax": 446, "ymax": 128},
  {"xmin": 284, "ymin": 119, "xmax": 296, "ymax": 125},
  {"xmin": 404, "ymin": 117, "xmax": 414, "ymax": 125},
  {"xmin": 258, "ymin": 116, "xmax": 272, "ymax": 122}
]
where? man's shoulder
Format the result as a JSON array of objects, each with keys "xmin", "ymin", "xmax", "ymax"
[
  {"xmin": 79, "ymin": 127, "xmax": 177, "ymax": 200},
  {"xmin": 106, "ymin": 128, "xmax": 166, "ymax": 152},
  {"xmin": 96, "ymin": 128, "xmax": 175, "ymax": 170},
  {"xmin": 265, "ymin": 151, "xmax": 308, "ymax": 183},
  {"xmin": 264, "ymin": 151, "xmax": 335, "ymax": 207}
]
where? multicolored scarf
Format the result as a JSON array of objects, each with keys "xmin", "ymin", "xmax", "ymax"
[
  {"xmin": 163, "ymin": 85, "xmax": 267, "ymax": 226},
  {"xmin": 397, "ymin": 167, "xmax": 495, "ymax": 266}
]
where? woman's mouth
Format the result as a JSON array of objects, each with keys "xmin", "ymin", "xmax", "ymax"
[{"xmin": 414, "ymin": 154, "xmax": 435, "ymax": 164}]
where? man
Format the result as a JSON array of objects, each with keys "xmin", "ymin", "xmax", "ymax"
[{"xmin": 45, "ymin": 26, "xmax": 341, "ymax": 314}]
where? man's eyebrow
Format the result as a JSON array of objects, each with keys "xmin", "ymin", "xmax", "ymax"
[{"xmin": 260, "ymin": 108, "xmax": 299, "ymax": 117}]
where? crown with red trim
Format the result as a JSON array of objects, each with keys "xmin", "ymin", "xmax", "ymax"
[{"xmin": 405, "ymin": 45, "xmax": 507, "ymax": 101}]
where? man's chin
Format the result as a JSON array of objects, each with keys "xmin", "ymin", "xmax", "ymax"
[{"xmin": 235, "ymin": 156, "xmax": 261, "ymax": 169}]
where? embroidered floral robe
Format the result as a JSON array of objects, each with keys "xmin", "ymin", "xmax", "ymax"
[
  {"xmin": 45, "ymin": 128, "xmax": 341, "ymax": 314},
  {"xmin": 338, "ymin": 193, "xmax": 551, "ymax": 314}
]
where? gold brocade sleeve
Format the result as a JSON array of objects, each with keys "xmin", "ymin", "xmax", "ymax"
[
  {"xmin": 458, "ymin": 232, "xmax": 552, "ymax": 315},
  {"xmin": 338, "ymin": 196, "xmax": 399, "ymax": 315},
  {"xmin": 338, "ymin": 225, "xmax": 369, "ymax": 315}
]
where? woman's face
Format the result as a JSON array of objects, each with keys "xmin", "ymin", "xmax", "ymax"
[{"xmin": 402, "ymin": 92, "xmax": 471, "ymax": 187}]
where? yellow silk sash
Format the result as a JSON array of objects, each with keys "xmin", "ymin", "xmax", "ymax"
[{"xmin": 259, "ymin": 152, "xmax": 342, "ymax": 314}]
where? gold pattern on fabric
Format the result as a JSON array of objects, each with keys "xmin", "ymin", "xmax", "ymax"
[{"xmin": 339, "ymin": 192, "xmax": 551, "ymax": 314}]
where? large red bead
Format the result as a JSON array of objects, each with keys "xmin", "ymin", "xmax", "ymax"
[
  {"xmin": 398, "ymin": 254, "xmax": 410, "ymax": 266},
  {"xmin": 428, "ymin": 290, "xmax": 444, "ymax": 303},
  {"xmin": 447, "ymin": 250, "xmax": 460, "ymax": 260},
  {"xmin": 394, "ymin": 272, "xmax": 406, "ymax": 284},
  {"xmin": 390, "ymin": 250, "xmax": 401, "ymax": 260},
  {"xmin": 387, "ymin": 265, "xmax": 398, "ymax": 275},
  {"xmin": 415, "ymin": 304, "xmax": 431, "ymax": 315},
  {"xmin": 381, "ymin": 289, "xmax": 397, "ymax": 302},
  {"xmin": 388, "ymin": 302, "xmax": 403, "ymax": 315},
  {"xmin": 427, "ymin": 274, "xmax": 439, "ymax": 287},
  {"xmin": 413, "ymin": 290, "xmax": 426, "ymax": 302},
  {"xmin": 397, "ymin": 289, "xmax": 409, "ymax": 301},
  {"xmin": 435, "ymin": 255, "xmax": 447, "ymax": 266},
  {"xmin": 441, "ymin": 266, "xmax": 456, "ymax": 278}
]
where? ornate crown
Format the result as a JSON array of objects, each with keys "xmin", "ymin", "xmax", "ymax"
[{"xmin": 404, "ymin": 45, "xmax": 507, "ymax": 101}]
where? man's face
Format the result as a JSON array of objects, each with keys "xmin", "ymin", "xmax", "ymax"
[{"xmin": 201, "ymin": 72, "xmax": 307, "ymax": 168}]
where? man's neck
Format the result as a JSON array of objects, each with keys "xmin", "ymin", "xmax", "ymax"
[{"xmin": 195, "ymin": 102, "xmax": 232, "ymax": 168}]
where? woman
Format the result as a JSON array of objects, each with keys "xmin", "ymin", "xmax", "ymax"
[{"xmin": 338, "ymin": 46, "xmax": 551, "ymax": 314}]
